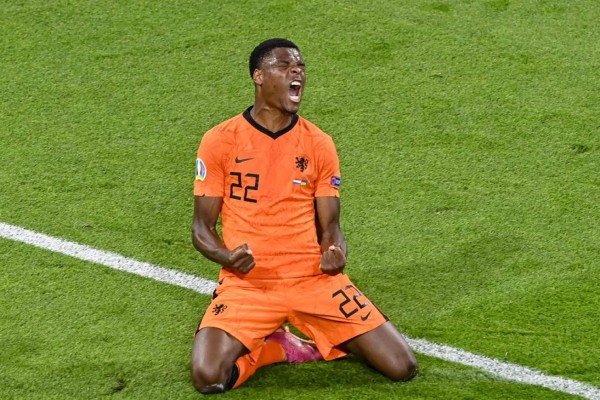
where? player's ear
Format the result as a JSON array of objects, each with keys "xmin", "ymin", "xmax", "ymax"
[{"xmin": 252, "ymin": 68, "xmax": 263, "ymax": 85}]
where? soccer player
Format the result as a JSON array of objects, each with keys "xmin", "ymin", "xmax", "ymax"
[{"xmin": 191, "ymin": 38, "xmax": 417, "ymax": 394}]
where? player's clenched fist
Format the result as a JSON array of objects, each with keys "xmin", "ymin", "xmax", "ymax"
[
  {"xmin": 320, "ymin": 245, "xmax": 346, "ymax": 275},
  {"xmin": 225, "ymin": 243, "xmax": 255, "ymax": 274}
]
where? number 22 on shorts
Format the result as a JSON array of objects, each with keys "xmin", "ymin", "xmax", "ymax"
[{"xmin": 332, "ymin": 285, "xmax": 371, "ymax": 319}]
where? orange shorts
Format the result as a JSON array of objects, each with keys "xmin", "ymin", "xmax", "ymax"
[{"xmin": 198, "ymin": 273, "xmax": 387, "ymax": 360}]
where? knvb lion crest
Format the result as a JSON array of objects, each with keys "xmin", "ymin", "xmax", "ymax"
[
  {"xmin": 295, "ymin": 156, "xmax": 309, "ymax": 172},
  {"xmin": 212, "ymin": 304, "xmax": 228, "ymax": 315}
]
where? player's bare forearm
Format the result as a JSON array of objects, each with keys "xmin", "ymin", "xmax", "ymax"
[
  {"xmin": 192, "ymin": 195, "xmax": 255, "ymax": 274},
  {"xmin": 316, "ymin": 196, "xmax": 347, "ymax": 274},
  {"xmin": 319, "ymin": 228, "xmax": 347, "ymax": 256},
  {"xmin": 192, "ymin": 219, "xmax": 230, "ymax": 265},
  {"xmin": 315, "ymin": 196, "xmax": 347, "ymax": 252}
]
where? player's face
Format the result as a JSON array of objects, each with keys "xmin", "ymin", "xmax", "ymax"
[{"xmin": 257, "ymin": 47, "xmax": 306, "ymax": 114}]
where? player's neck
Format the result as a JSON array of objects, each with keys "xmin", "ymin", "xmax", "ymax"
[{"xmin": 250, "ymin": 104, "xmax": 295, "ymax": 133}]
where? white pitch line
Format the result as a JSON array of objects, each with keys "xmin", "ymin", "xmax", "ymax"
[
  {"xmin": 1, "ymin": 221, "xmax": 599, "ymax": 400},
  {"xmin": 0, "ymin": 222, "xmax": 216, "ymax": 295},
  {"xmin": 408, "ymin": 338, "xmax": 600, "ymax": 399}
]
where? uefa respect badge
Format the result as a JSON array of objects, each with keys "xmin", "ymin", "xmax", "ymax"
[
  {"xmin": 196, "ymin": 158, "xmax": 207, "ymax": 181},
  {"xmin": 330, "ymin": 175, "xmax": 341, "ymax": 189}
]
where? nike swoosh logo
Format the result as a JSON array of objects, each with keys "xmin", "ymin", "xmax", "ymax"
[
  {"xmin": 361, "ymin": 311, "xmax": 372, "ymax": 321},
  {"xmin": 235, "ymin": 157, "xmax": 254, "ymax": 163}
]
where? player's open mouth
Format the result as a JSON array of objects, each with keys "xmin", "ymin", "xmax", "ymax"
[{"xmin": 289, "ymin": 80, "xmax": 302, "ymax": 103}]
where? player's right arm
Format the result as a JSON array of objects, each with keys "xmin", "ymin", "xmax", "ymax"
[
  {"xmin": 192, "ymin": 126, "xmax": 254, "ymax": 274},
  {"xmin": 192, "ymin": 195, "xmax": 255, "ymax": 274}
]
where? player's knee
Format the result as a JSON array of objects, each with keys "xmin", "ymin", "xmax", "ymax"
[
  {"xmin": 191, "ymin": 362, "xmax": 229, "ymax": 394},
  {"xmin": 386, "ymin": 355, "xmax": 418, "ymax": 382}
]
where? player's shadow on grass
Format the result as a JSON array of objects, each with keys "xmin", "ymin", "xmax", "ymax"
[{"xmin": 247, "ymin": 355, "xmax": 390, "ymax": 389}]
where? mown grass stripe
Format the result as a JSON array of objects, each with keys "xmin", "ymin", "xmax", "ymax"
[{"xmin": 1, "ymin": 221, "xmax": 598, "ymax": 400}]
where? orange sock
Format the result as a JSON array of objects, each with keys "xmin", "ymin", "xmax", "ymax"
[{"xmin": 232, "ymin": 339, "xmax": 286, "ymax": 389}]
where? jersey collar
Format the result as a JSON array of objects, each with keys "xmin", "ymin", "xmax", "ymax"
[{"xmin": 243, "ymin": 106, "xmax": 298, "ymax": 139}]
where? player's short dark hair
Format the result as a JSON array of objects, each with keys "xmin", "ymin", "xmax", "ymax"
[{"xmin": 249, "ymin": 38, "xmax": 299, "ymax": 77}]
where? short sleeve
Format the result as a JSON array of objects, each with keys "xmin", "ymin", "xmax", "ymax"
[
  {"xmin": 194, "ymin": 128, "xmax": 227, "ymax": 197},
  {"xmin": 315, "ymin": 135, "xmax": 341, "ymax": 197}
]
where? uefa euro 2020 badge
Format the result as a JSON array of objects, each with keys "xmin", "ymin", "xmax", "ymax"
[{"xmin": 196, "ymin": 158, "xmax": 207, "ymax": 181}]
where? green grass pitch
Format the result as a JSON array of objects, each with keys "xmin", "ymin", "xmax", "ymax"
[{"xmin": 1, "ymin": 1, "xmax": 599, "ymax": 399}]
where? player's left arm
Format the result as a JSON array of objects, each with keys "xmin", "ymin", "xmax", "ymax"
[{"xmin": 316, "ymin": 196, "xmax": 347, "ymax": 275}]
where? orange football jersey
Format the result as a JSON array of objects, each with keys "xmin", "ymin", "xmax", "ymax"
[{"xmin": 194, "ymin": 107, "xmax": 341, "ymax": 280}]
